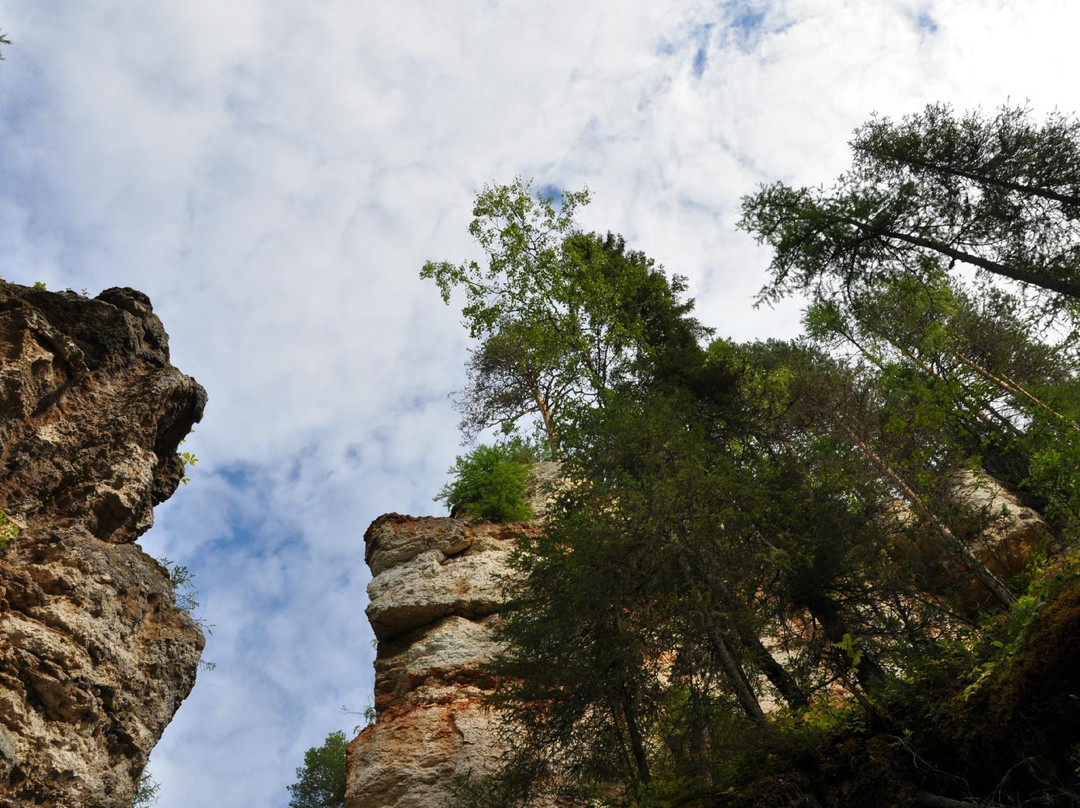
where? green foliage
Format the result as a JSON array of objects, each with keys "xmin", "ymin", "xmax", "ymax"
[
  {"xmin": 444, "ymin": 768, "xmax": 535, "ymax": 808},
  {"xmin": 157, "ymin": 557, "xmax": 216, "ymax": 670},
  {"xmin": 132, "ymin": 771, "xmax": 160, "ymax": 807},
  {"xmin": 179, "ymin": 452, "xmax": 198, "ymax": 484},
  {"xmin": 741, "ymin": 103, "xmax": 1080, "ymax": 311},
  {"xmin": 436, "ymin": 441, "xmax": 534, "ymax": 523},
  {"xmin": 179, "ymin": 430, "xmax": 198, "ymax": 485},
  {"xmin": 0, "ymin": 509, "xmax": 20, "ymax": 551},
  {"xmin": 432, "ymin": 139, "xmax": 1080, "ymax": 806},
  {"xmin": 159, "ymin": 557, "xmax": 201, "ymax": 614},
  {"xmin": 0, "ymin": 32, "xmax": 9, "ymax": 60},
  {"xmin": 422, "ymin": 178, "xmax": 707, "ymax": 454},
  {"xmin": 287, "ymin": 730, "xmax": 347, "ymax": 808}
]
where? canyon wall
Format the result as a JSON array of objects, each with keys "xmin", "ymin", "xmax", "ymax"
[
  {"xmin": 0, "ymin": 283, "xmax": 207, "ymax": 807},
  {"xmin": 346, "ymin": 514, "xmax": 539, "ymax": 808}
]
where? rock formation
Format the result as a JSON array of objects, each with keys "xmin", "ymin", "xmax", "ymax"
[
  {"xmin": 347, "ymin": 514, "xmax": 538, "ymax": 808},
  {"xmin": 0, "ymin": 283, "xmax": 207, "ymax": 807},
  {"xmin": 347, "ymin": 466, "xmax": 1053, "ymax": 808}
]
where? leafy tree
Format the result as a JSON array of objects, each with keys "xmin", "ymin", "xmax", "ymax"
[
  {"xmin": 490, "ymin": 465, "xmax": 668, "ymax": 801},
  {"xmin": 428, "ymin": 150, "xmax": 1080, "ymax": 806},
  {"xmin": 422, "ymin": 178, "xmax": 589, "ymax": 452},
  {"xmin": 436, "ymin": 441, "xmax": 535, "ymax": 523},
  {"xmin": 741, "ymin": 103, "xmax": 1080, "ymax": 310},
  {"xmin": 287, "ymin": 731, "xmax": 347, "ymax": 808},
  {"xmin": 422, "ymin": 179, "xmax": 707, "ymax": 454}
]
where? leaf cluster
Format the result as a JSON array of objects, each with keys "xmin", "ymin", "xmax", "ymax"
[{"xmin": 741, "ymin": 103, "xmax": 1080, "ymax": 312}]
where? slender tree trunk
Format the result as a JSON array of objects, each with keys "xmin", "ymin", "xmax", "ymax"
[
  {"xmin": 525, "ymin": 376, "xmax": 560, "ymax": 457},
  {"xmin": 674, "ymin": 540, "xmax": 809, "ymax": 710},
  {"xmin": 737, "ymin": 628, "xmax": 810, "ymax": 709},
  {"xmin": 890, "ymin": 343, "xmax": 1019, "ymax": 434},
  {"xmin": 838, "ymin": 214, "xmax": 1080, "ymax": 301},
  {"xmin": 674, "ymin": 552, "xmax": 767, "ymax": 722},
  {"xmin": 619, "ymin": 693, "xmax": 652, "ymax": 786},
  {"xmin": 952, "ymin": 351, "xmax": 1080, "ymax": 431},
  {"xmin": 807, "ymin": 594, "xmax": 887, "ymax": 687},
  {"xmin": 860, "ymin": 148, "xmax": 1080, "ymax": 208},
  {"xmin": 830, "ymin": 418, "xmax": 1016, "ymax": 608}
]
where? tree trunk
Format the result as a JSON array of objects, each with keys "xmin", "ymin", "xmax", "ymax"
[
  {"xmin": 863, "ymin": 148, "xmax": 1080, "ymax": 208},
  {"xmin": 738, "ymin": 628, "xmax": 810, "ymax": 709},
  {"xmin": 807, "ymin": 593, "xmax": 887, "ymax": 687},
  {"xmin": 839, "ymin": 214, "xmax": 1080, "ymax": 301},
  {"xmin": 525, "ymin": 376, "xmax": 560, "ymax": 457},
  {"xmin": 620, "ymin": 693, "xmax": 652, "ymax": 786},
  {"xmin": 830, "ymin": 418, "xmax": 1016, "ymax": 608},
  {"xmin": 674, "ymin": 552, "xmax": 767, "ymax": 722},
  {"xmin": 952, "ymin": 350, "xmax": 1080, "ymax": 431}
]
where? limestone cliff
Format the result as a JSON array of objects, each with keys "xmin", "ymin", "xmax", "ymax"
[
  {"xmin": 346, "ymin": 467, "xmax": 1053, "ymax": 808},
  {"xmin": 0, "ymin": 283, "xmax": 207, "ymax": 807},
  {"xmin": 347, "ymin": 514, "xmax": 538, "ymax": 808}
]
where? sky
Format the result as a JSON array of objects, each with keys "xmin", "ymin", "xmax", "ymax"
[{"xmin": 1, "ymin": 2, "xmax": 1078, "ymax": 806}]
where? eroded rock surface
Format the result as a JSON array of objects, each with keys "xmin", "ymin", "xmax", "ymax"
[
  {"xmin": 348, "ymin": 514, "xmax": 537, "ymax": 808},
  {"xmin": 0, "ymin": 283, "xmax": 206, "ymax": 807}
]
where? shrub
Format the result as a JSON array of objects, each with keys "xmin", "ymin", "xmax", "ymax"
[{"xmin": 437, "ymin": 442, "xmax": 535, "ymax": 523}]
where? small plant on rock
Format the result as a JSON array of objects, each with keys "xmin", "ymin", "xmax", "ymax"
[
  {"xmin": 436, "ymin": 441, "xmax": 535, "ymax": 523},
  {"xmin": 0, "ymin": 509, "xmax": 20, "ymax": 550}
]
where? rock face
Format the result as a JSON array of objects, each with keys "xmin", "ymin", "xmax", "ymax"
[
  {"xmin": 0, "ymin": 283, "xmax": 207, "ymax": 807},
  {"xmin": 347, "ymin": 514, "xmax": 537, "ymax": 808}
]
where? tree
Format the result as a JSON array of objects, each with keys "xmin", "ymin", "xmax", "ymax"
[
  {"xmin": 740, "ymin": 103, "xmax": 1080, "ymax": 311},
  {"xmin": 429, "ymin": 147, "xmax": 1080, "ymax": 804},
  {"xmin": 422, "ymin": 179, "xmax": 707, "ymax": 454},
  {"xmin": 287, "ymin": 731, "xmax": 347, "ymax": 808}
]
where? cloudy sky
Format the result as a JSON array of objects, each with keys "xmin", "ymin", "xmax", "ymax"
[{"xmin": 1, "ymin": 2, "xmax": 1078, "ymax": 806}]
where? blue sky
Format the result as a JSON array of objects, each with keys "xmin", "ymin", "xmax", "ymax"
[{"xmin": 1, "ymin": 2, "xmax": 1078, "ymax": 806}]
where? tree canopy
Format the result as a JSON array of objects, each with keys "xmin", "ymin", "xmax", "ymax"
[
  {"xmin": 286, "ymin": 731, "xmax": 347, "ymax": 808},
  {"xmin": 422, "ymin": 178, "xmax": 707, "ymax": 455},
  {"xmin": 741, "ymin": 103, "xmax": 1080, "ymax": 311},
  {"xmin": 434, "ymin": 150, "xmax": 1080, "ymax": 808}
]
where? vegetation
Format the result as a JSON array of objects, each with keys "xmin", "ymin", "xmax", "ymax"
[
  {"xmin": 286, "ymin": 730, "xmax": 348, "ymax": 808},
  {"xmin": 741, "ymin": 103, "xmax": 1080, "ymax": 312},
  {"xmin": 422, "ymin": 177, "xmax": 705, "ymax": 456},
  {"xmin": 157, "ymin": 557, "xmax": 216, "ymax": 671},
  {"xmin": 0, "ymin": 509, "xmax": 20, "ymax": 550},
  {"xmin": 425, "ymin": 104, "xmax": 1080, "ymax": 808},
  {"xmin": 436, "ymin": 441, "xmax": 536, "ymax": 523},
  {"xmin": 132, "ymin": 771, "xmax": 160, "ymax": 807}
]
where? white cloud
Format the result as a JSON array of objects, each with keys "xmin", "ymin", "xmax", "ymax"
[{"xmin": 1, "ymin": 1, "xmax": 1079, "ymax": 805}]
